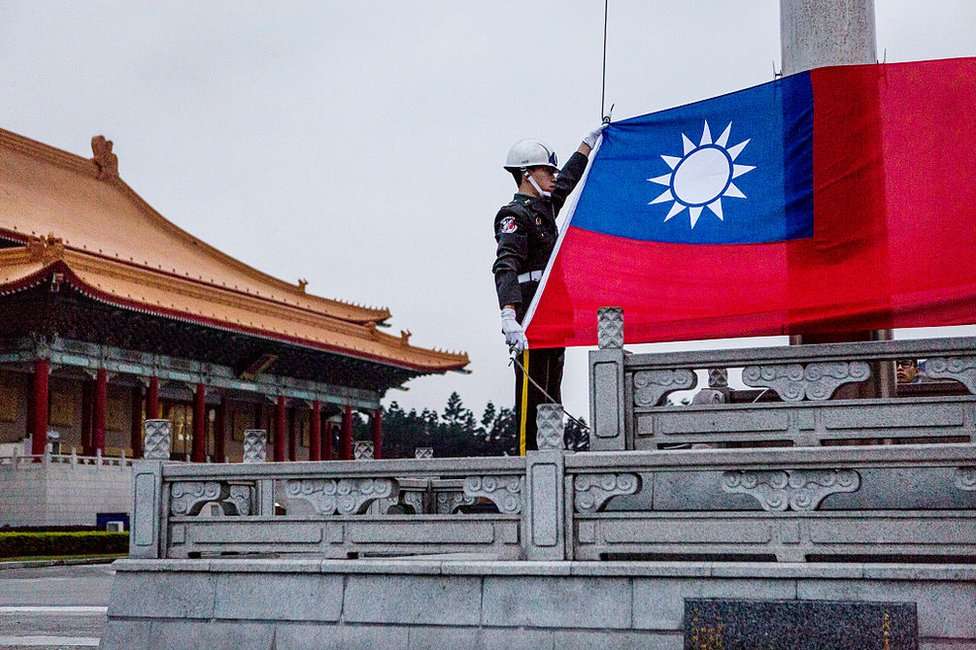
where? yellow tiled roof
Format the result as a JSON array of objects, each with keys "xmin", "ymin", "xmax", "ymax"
[{"xmin": 0, "ymin": 128, "xmax": 468, "ymax": 373}]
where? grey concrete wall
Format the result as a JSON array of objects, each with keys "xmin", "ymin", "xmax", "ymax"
[
  {"xmin": 0, "ymin": 460, "xmax": 131, "ymax": 527},
  {"xmin": 101, "ymin": 558, "xmax": 976, "ymax": 649}
]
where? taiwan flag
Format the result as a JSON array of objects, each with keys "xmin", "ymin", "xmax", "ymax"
[{"xmin": 524, "ymin": 57, "xmax": 976, "ymax": 348}]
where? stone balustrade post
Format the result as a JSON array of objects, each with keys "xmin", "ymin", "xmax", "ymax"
[
  {"xmin": 131, "ymin": 419, "xmax": 171, "ymax": 559},
  {"xmin": 354, "ymin": 441, "xmax": 375, "ymax": 460},
  {"xmin": 524, "ymin": 404, "xmax": 569, "ymax": 560},
  {"xmin": 244, "ymin": 429, "xmax": 275, "ymax": 516},
  {"xmin": 589, "ymin": 307, "xmax": 628, "ymax": 451}
]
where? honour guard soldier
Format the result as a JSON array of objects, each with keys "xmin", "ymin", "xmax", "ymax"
[{"xmin": 492, "ymin": 126, "xmax": 603, "ymax": 453}]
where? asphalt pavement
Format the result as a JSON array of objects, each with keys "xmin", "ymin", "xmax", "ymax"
[{"xmin": 0, "ymin": 564, "xmax": 115, "ymax": 649}]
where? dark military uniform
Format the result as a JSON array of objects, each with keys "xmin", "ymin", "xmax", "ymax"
[{"xmin": 492, "ymin": 151, "xmax": 589, "ymax": 452}]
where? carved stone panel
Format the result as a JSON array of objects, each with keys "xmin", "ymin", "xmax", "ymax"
[
  {"xmin": 926, "ymin": 357, "xmax": 976, "ymax": 394},
  {"xmin": 536, "ymin": 404, "xmax": 565, "ymax": 450},
  {"xmin": 170, "ymin": 481, "xmax": 223, "ymax": 516},
  {"xmin": 415, "ymin": 447, "xmax": 434, "ymax": 459},
  {"xmin": 224, "ymin": 485, "xmax": 252, "ymax": 516},
  {"xmin": 597, "ymin": 307, "xmax": 624, "ymax": 350},
  {"xmin": 574, "ymin": 473, "xmax": 641, "ymax": 513},
  {"xmin": 435, "ymin": 491, "xmax": 475, "ymax": 514},
  {"xmin": 143, "ymin": 419, "xmax": 171, "ymax": 460},
  {"xmin": 403, "ymin": 491, "xmax": 425, "ymax": 514},
  {"xmin": 741, "ymin": 362, "xmax": 871, "ymax": 402},
  {"xmin": 285, "ymin": 478, "xmax": 396, "ymax": 515},
  {"xmin": 721, "ymin": 469, "xmax": 860, "ymax": 511},
  {"xmin": 633, "ymin": 369, "xmax": 697, "ymax": 408},
  {"xmin": 953, "ymin": 467, "xmax": 976, "ymax": 491},
  {"xmin": 242, "ymin": 429, "xmax": 267, "ymax": 463},
  {"xmin": 463, "ymin": 475, "xmax": 523, "ymax": 514}
]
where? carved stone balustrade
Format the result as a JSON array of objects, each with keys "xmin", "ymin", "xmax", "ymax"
[
  {"xmin": 590, "ymin": 318, "xmax": 976, "ymax": 450},
  {"xmin": 131, "ymin": 442, "xmax": 976, "ymax": 564}
]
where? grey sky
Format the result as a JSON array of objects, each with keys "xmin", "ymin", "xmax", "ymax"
[{"xmin": 2, "ymin": 1, "xmax": 973, "ymax": 420}]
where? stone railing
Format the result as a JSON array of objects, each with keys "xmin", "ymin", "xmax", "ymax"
[
  {"xmin": 589, "ymin": 306, "xmax": 976, "ymax": 450},
  {"xmin": 0, "ymin": 448, "xmax": 134, "ymax": 469},
  {"xmin": 131, "ymin": 412, "xmax": 976, "ymax": 563}
]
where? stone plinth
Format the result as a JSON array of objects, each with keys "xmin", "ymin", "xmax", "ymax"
[{"xmin": 100, "ymin": 558, "xmax": 975, "ymax": 649}]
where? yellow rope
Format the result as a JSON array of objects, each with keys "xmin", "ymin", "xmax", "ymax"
[{"xmin": 518, "ymin": 349, "xmax": 530, "ymax": 456}]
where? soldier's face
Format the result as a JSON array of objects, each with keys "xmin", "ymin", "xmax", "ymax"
[{"xmin": 528, "ymin": 166, "xmax": 557, "ymax": 194}]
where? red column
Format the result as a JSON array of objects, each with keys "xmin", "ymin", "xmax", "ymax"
[
  {"xmin": 274, "ymin": 396, "xmax": 287, "ymax": 462},
  {"xmin": 81, "ymin": 380, "xmax": 93, "ymax": 455},
  {"xmin": 130, "ymin": 386, "xmax": 143, "ymax": 458},
  {"xmin": 92, "ymin": 369, "xmax": 108, "ymax": 455},
  {"xmin": 147, "ymin": 376, "xmax": 160, "ymax": 419},
  {"xmin": 287, "ymin": 407, "xmax": 297, "ymax": 461},
  {"xmin": 309, "ymin": 401, "xmax": 322, "ymax": 461},
  {"xmin": 192, "ymin": 383, "xmax": 206, "ymax": 463},
  {"xmin": 340, "ymin": 405, "xmax": 353, "ymax": 460},
  {"xmin": 31, "ymin": 359, "xmax": 49, "ymax": 456},
  {"xmin": 371, "ymin": 408, "xmax": 383, "ymax": 460},
  {"xmin": 214, "ymin": 401, "xmax": 226, "ymax": 463}
]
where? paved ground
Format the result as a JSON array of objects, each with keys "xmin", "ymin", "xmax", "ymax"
[{"xmin": 0, "ymin": 564, "xmax": 114, "ymax": 648}]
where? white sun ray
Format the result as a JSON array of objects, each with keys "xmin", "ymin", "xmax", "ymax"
[
  {"xmin": 732, "ymin": 164, "xmax": 755, "ymax": 179},
  {"xmin": 726, "ymin": 139, "xmax": 750, "ymax": 161},
  {"xmin": 681, "ymin": 134, "xmax": 696, "ymax": 155},
  {"xmin": 715, "ymin": 122, "xmax": 732, "ymax": 148},
  {"xmin": 699, "ymin": 121, "xmax": 712, "ymax": 146},
  {"xmin": 724, "ymin": 182, "xmax": 746, "ymax": 199},
  {"xmin": 707, "ymin": 198, "xmax": 724, "ymax": 220},
  {"xmin": 664, "ymin": 202, "xmax": 687, "ymax": 222},
  {"xmin": 649, "ymin": 188, "xmax": 673, "ymax": 205},
  {"xmin": 661, "ymin": 155, "xmax": 682, "ymax": 169},
  {"xmin": 648, "ymin": 173, "xmax": 672, "ymax": 186},
  {"xmin": 689, "ymin": 206, "xmax": 704, "ymax": 228}
]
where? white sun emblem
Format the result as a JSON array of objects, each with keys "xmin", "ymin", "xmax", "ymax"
[{"xmin": 648, "ymin": 120, "xmax": 755, "ymax": 228}]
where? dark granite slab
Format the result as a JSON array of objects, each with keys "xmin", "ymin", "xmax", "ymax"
[{"xmin": 684, "ymin": 598, "xmax": 917, "ymax": 650}]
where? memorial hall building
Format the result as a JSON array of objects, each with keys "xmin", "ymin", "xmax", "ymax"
[{"xmin": 0, "ymin": 126, "xmax": 468, "ymax": 470}]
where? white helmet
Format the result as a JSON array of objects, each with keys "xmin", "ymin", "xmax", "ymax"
[{"xmin": 504, "ymin": 139, "xmax": 559, "ymax": 172}]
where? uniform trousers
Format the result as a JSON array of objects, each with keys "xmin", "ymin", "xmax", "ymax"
[{"xmin": 514, "ymin": 346, "xmax": 565, "ymax": 453}]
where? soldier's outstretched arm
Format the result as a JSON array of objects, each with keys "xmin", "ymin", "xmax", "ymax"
[{"xmin": 550, "ymin": 125, "xmax": 606, "ymax": 212}]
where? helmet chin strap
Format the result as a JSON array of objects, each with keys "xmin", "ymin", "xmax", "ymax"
[{"xmin": 524, "ymin": 171, "xmax": 551, "ymax": 199}]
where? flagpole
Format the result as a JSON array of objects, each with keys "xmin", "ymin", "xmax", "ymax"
[{"xmin": 779, "ymin": 0, "xmax": 895, "ymax": 398}]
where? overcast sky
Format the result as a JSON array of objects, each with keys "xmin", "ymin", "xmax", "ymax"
[{"xmin": 2, "ymin": 1, "xmax": 973, "ymax": 420}]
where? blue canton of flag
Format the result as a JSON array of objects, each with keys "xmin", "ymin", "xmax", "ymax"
[{"xmin": 572, "ymin": 73, "xmax": 814, "ymax": 244}]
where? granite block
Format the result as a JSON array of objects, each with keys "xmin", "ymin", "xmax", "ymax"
[
  {"xmin": 633, "ymin": 577, "xmax": 796, "ymax": 630},
  {"xmin": 273, "ymin": 623, "xmax": 342, "ymax": 650},
  {"xmin": 482, "ymin": 576, "xmax": 631, "ymax": 629},
  {"xmin": 440, "ymin": 560, "xmax": 571, "ymax": 576},
  {"xmin": 343, "ymin": 575, "xmax": 481, "ymax": 626},
  {"xmin": 147, "ymin": 620, "xmax": 274, "ymax": 650},
  {"xmin": 107, "ymin": 571, "xmax": 216, "ymax": 619},
  {"xmin": 339, "ymin": 624, "xmax": 411, "ymax": 649},
  {"xmin": 214, "ymin": 573, "xmax": 343, "ymax": 621},
  {"xmin": 552, "ymin": 630, "xmax": 682, "ymax": 650},
  {"xmin": 797, "ymin": 579, "xmax": 976, "ymax": 639},
  {"xmin": 479, "ymin": 627, "xmax": 555, "ymax": 650},
  {"xmin": 407, "ymin": 625, "xmax": 480, "ymax": 649},
  {"xmin": 98, "ymin": 619, "xmax": 152, "ymax": 650}
]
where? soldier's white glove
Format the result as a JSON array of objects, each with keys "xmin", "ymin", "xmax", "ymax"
[
  {"xmin": 582, "ymin": 124, "xmax": 607, "ymax": 149},
  {"xmin": 500, "ymin": 307, "xmax": 528, "ymax": 353}
]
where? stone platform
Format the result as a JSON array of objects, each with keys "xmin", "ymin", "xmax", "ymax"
[{"xmin": 100, "ymin": 558, "xmax": 976, "ymax": 649}]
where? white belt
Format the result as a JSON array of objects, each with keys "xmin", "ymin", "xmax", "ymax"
[{"xmin": 517, "ymin": 270, "xmax": 543, "ymax": 283}]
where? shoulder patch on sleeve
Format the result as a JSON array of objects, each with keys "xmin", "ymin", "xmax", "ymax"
[{"xmin": 499, "ymin": 216, "xmax": 518, "ymax": 234}]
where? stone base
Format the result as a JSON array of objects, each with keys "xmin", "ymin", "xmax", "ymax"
[{"xmin": 100, "ymin": 558, "xmax": 976, "ymax": 649}]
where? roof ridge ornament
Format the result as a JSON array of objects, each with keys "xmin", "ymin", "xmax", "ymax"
[
  {"xmin": 91, "ymin": 135, "xmax": 119, "ymax": 181},
  {"xmin": 27, "ymin": 233, "xmax": 65, "ymax": 263},
  {"xmin": 297, "ymin": 278, "xmax": 308, "ymax": 293}
]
